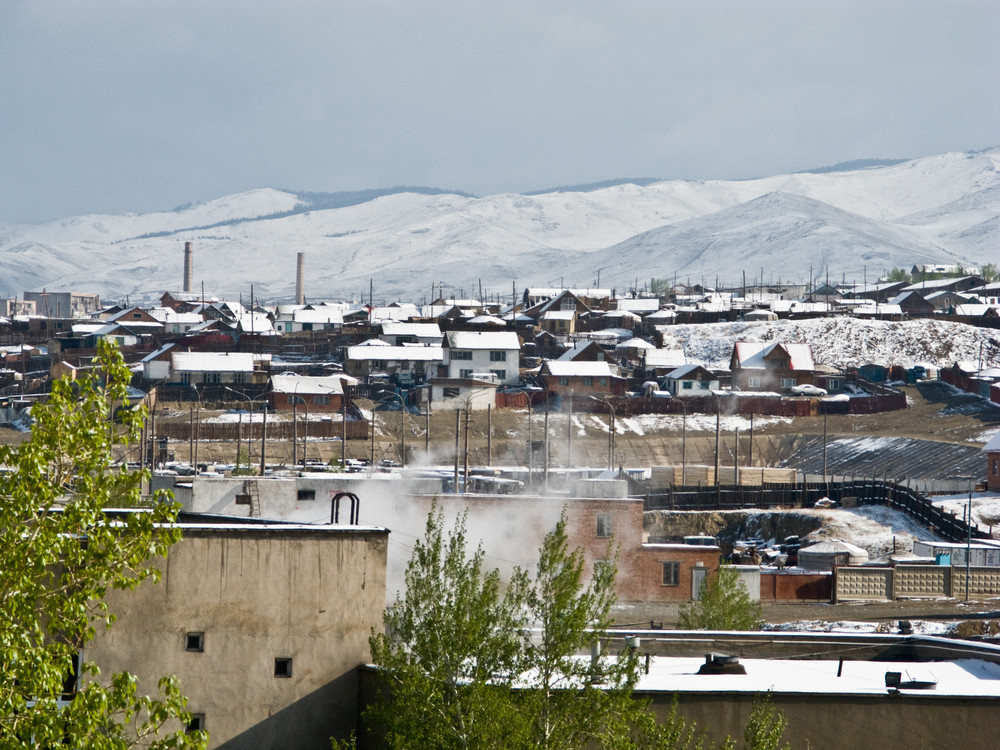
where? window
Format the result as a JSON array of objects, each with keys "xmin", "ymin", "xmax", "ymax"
[
  {"xmin": 187, "ymin": 714, "xmax": 206, "ymax": 733},
  {"xmin": 132, "ymin": 312, "xmax": 143, "ymax": 319},
  {"xmin": 558, "ymin": 377, "xmax": 569, "ymax": 387},
  {"xmin": 682, "ymin": 381, "xmax": 693, "ymax": 390},
  {"xmin": 185, "ymin": 632, "xmax": 205, "ymax": 652},
  {"xmin": 459, "ymin": 369, "xmax": 473, "ymax": 379},
  {"xmin": 180, "ymin": 372, "xmax": 191, "ymax": 384},
  {"xmin": 233, "ymin": 372, "xmax": 245, "ymax": 384},
  {"xmin": 314, "ymin": 394, "xmax": 329, "ymax": 405},
  {"xmin": 274, "ymin": 657, "xmax": 293, "ymax": 678},
  {"xmin": 600, "ymin": 378, "xmax": 607, "ymax": 387},
  {"xmin": 662, "ymin": 561, "xmax": 680, "ymax": 586},
  {"xmin": 288, "ymin": 394, "xmax": 305, "ymax": 404},
  {"xmin": 596, "ymin": 513, "xmax": 613, "ymax": 538},
  {"xmin": 827, "ymin": 379, "xmax": 840, "ymax": 391},
  {"xmin": 560, "ymin": 297, "xmax": 576, "ymax": 311},
  {"xmin": 451, "ymin": 350, "xmax": 472, "ymax": 360},
  {"xmin": 443, "ymin": 387, "xmax": 460, "ymax": 398},
  {"xmin": 489, "ymin": 351, "xmax": 506, "ymax": 362},
  {"xmin": 297, "ymin": 489, "xmax": 316, "ymax": 502},
  {"xmin": 491, "ymin": 370, "xmax": 506, "ymax": 381},
  {"xmin": 747, "ymin": 377, "xmax": 761, "ymax": 388},
  {"xmin": 994, "ymin": 459, "xmax": 999, "ymax": 476},
  {"xmin": 780, "ymin": 378, "xmax": 797, "ymax": 389},
  {"xmin": 582, "ymin": 377, "xmax": 594, "ymax": 387}
]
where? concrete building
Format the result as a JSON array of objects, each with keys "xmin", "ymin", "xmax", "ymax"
[
  {"xmin": 441, "ymin": 330, "xmax": 521, "ymax": 385},
  {"xmin": 92, "ymin": 516, "xmax": 389, "ymax": 750}
]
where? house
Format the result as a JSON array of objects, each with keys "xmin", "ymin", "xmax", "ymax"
[
  {"xmin": 92, "ymin": 516, "xmax": 388, "ymax": 749},
  {"xmin": 441, "ymin": 330, "xmax": 521, "ymax": 385},
  {"xmin": 378, "ymin": 321, "xmax": 443, "ymax": 346},
  {"xmin": 902, "ymin": 275, "xmax": 985, "ymax": 295},
  {"xmin": 642, "ymin": 348, "xmax": 687, "ymax": 379},
  {"xmin": 273, "ymin": 304, "xmax": 344, "ymax": 333},
  {"xmin": 557, "ymin": 340, "xmax": 615, "ymax": 365},
  {"xmin": 538, "ymin": 309, "xmax": 576, "ymax": 336},
  {"xmin": 427, "ymin": 376, "xmax": 500, "ymax": 411},
  {"xmin": 343, "ymin": 341, "xmax": 444, "ymax": 384},
  {"xmin": 888, "ymin": 290, "xmax": 936, "ymax": 316},
  {"xmin": 662, "ymin": 364, "xmax": 719, "ymax": 396},
  {"xmin": 168, "ymin": 351, "xmax": 266, "ymax": 387},
  {"xmin": 0, "ymin": 298, "xmax": 36, "ymax": 316},
  {"xmin": 148, "ymin": 307, "xmax": 205, "ymax": 335},
  {"xmin": 730, "ymin": 342, "xmax": 817, "ymax": 392},
  {"xmin": 269, "ymin": 373, "xmax": 357, "ymax": 412},
  {"xmin": 160, "ymin": 291, "xmax": 221, "ymax": 313},
  {"xmin": 537, "ymin": 360, "xmax": 625, "ymax": 397},
  {"xmin": 924, "ymin": 289, "xmax": 975, "ymax": 313},
  {"xmin": 984, "ymin": 430, "xmax": 1000, "ymax": 492}
]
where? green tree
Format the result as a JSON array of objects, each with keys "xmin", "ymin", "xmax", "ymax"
[
  {"xmin": 679, "ymin": 565, "xmax": 763, "ymax": 631},
  {"xmin": 980, "ymin": 262, "xmax": 999, "ymax": 283},
  {"xmin": 0, "ymin": 340, "xmax": 204, "ymax": 748},
  {"xmin": 367, "ymin": 505, "xmax": 530, "ymax": 749},
  {"xmin": 720, "ymin": 693, "xmax": 789, "ymax": 750},
  {"xmin": 884, "ymin": 267, "xmax": 911, "ymax": 283},
  {"xmin": 520, "ymin": 511, "xmax": 643, "ymax": 750}
]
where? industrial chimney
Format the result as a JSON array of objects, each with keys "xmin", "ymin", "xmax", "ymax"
[
  {"xmin": 183, "ymin": 241, "xmax": 193, "ymax": 293},
  {"xmin": 295, "ymin": 252, "xmax": 305, "ymax": 305}
]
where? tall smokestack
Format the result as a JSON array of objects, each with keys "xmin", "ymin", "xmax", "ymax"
[
  {"xmin": 295, "ymin": 252, "xmax": 305, "ymax": 305},
  {"xmin": 183, "ymin": 241, "xmax": 193, "ymax": 293}
]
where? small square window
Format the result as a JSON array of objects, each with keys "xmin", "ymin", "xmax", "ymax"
[
  {"xmin": 185, "ymin": 632, "xmax": 205, "ymax": 652},
  {"xmin": 187, "ymin": 714, "xmax": 205, "ymax": 733},
  {"xmin": 235, "ymin": 493, "xmax": 251, "ymax": 505},
  {"xmin": 297, "ymin": 489, "xmax": 316, "ymax": 502},
  {"xmin": 274, "ymin": 657, "xmax": 293, "ymax": 678},
  {"xmin": 596, "ymin": 513, "xmax": 613, "ymax": 539}
]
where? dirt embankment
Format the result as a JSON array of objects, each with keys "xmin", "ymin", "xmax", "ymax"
[{"xmin": 644, "ymin": 510, "xmax": 822, "ymax": 550}]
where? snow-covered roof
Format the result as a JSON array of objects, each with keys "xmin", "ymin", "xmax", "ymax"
[
  {"xmin": 541, "ymin": 360, "xmax": 618, "ymax": 378},
  {"xmin": 541, "ymin": 310, "xmax": 576, "ymax": 321},
  {"xmin": 270, "ymin": 373, "xmax": 357, "ymax": 395},
  {"xmin": 616, "ymin": 337, "xmax": 655, "ymax": 350},
  {"xmin": 644, "ymin": 348, "xmax": 687, "ymax": 368},
  {"xmin": 733, "ymin": 341, "xmax": 815, "ymax": 371},
  {"xmin": 903, "ymin": 276, "xmax": 979, "ymax": 292},
  {"xmin": 171, "ymin": 352, "xmax": 256, "ymax": 373},
  {"xmin": 615, "ymin": 298, "xmax": 661, "ymax": 313},
  {"xmin": 983, "ymin": 430, "xmax": 1000, "ymax": 453},
  {"xmin": 445, "ymin": 331, "xmax": 520, "ymax": 350},
  {"xmin": 379, "ymin": 321, "xmax": 442, "ymax": 337},
  {"xmin": 346, "ymin": 345, "xmax": 444, "ymax": 362},
  {"xmin": 665, "ymin": 363, "xmax": 714, "ymax": 380}
]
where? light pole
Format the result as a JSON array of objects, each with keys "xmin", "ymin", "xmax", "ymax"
[
  {"xmin": 589, "ymin": 395, "xmax": 616, "ymax": 472},
  {"xmin": 224, "ymin": 386, "xmax": 270, "ymax": 474},
  {"xmin": 674, "ymin": 397, "xmax": 687, "ymax": 486},
  {"xmin": 188, "ymin": 385, "xmax": 202, "ymax": 475}
]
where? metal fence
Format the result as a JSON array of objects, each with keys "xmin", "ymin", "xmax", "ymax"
[{"xmin": 644, "ymin": 478, "xmax": 988, "ymax": 543}]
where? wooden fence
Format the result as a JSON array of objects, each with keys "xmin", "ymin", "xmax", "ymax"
[{"xmin": 154, "ymin": 419, "xmax": 368, "ymax": 441}]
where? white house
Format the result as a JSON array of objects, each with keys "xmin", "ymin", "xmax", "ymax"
[
  {"xmin": 442, "ymin": 330, "xmax": 521, "ymax": 385},
  {"xmin": 378, "ymin": 321, "xmax": 443, "ymax": 346}
]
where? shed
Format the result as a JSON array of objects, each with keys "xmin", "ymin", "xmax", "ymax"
[{"xmin": 797, "ymin": 540, "xmax": 869, "ymax": 571}]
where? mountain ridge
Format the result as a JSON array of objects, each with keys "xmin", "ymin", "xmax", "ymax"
[{"xmin": 1, "ymin": 148, "xmax": 996, "ymax": 302}]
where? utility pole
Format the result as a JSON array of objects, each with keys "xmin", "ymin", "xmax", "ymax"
[{"xmin": 453, "ymin": 410, "xmax": 460, "ymax": 493}]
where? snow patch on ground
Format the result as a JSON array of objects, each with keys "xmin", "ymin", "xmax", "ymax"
[
  {"xmin": 931, "ymin": 492, "xmax": 1000, "ymax": 534},
  {"xmin": 798, "ymin": 505, "xmax": 947, "ymax": 557},
  {"xmin": 766, "ymin": 619, "xmax": 953, "ymax": 635}
]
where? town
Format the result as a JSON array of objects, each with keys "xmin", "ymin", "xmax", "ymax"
[{"xmin": 2, "ymin": 250, "xmax": 1000, "ymax": 748}]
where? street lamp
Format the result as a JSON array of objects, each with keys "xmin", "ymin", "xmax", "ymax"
[
  {"xmin": 674, "ymin": 397, "xmax": 687, "ymax": 486},
  {"xmin": 370, "ymin": 392, "xmax": 407, "ymax": 471},
  {"xmin": 188, "ymin": 385, "xmax": 201, "ymax": 475},
  {"xmin": 223, "ymin": 386, "xmax": 271, "ymax": 475},
  {"xmin": 589, "ymin": 395, "xmax": 616, "ymax": 472}
]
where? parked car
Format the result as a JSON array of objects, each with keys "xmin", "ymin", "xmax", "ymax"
[{"xmin": 790, "ymin": 383, "xmax": 827, "ymax": 397}]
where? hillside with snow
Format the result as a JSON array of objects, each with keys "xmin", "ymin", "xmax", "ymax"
[
  {"xmin": 657, "ymin": 317, "xmax": 1000, "ymax": 371},
  {"xmin": 0, "ymin": 148, "xmax": 996, "ymax": 302}
]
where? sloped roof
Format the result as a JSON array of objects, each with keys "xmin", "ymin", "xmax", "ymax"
[
  {"xmin": 734, "ymin": 342, "xmax": 814, "ymax": 371},
  {"xmin": 644, "ymin": 348, "xmax": 687, "ymax": 368},
  {"xmin": 983, "ymin": 430, "xmax": 1000, "ymax": 453}
]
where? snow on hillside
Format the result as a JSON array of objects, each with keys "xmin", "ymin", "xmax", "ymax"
[
  {"xmin": 0, "ymin": 148, "xmax": 997, "ymax": 301},
  {"xmin": 657, "ymin": 317, "xmax": 1000, "ymax": 371}
]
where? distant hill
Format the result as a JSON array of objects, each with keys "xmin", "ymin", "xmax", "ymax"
[{"xmin": 0, "ymin": 148, "xmax": 996, "ymax": 303}]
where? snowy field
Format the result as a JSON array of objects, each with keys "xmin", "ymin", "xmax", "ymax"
[{"xmin": 931, "ymin": 491, "xmax": 1000, "ymax": 535}]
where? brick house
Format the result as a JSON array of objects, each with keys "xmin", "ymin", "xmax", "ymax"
[
  {"xmin": 984, "ymin": 430, "xmax": 1000, "ymax": 492},
  {"xmin": 269, "ymin": 373, "xmax": 357, "ymax": 412},
  {"xmin": 538, "ymin": 360, "xmax": 626, "ymax": 397},
  {"xmin": 730, "ymin": 341, "xmax": 817, "ymax": 392}
]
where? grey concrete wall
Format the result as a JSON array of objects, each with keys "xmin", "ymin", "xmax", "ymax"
[{"xmin": 90, "ymin": 526, "xmax": 389, "ymax": 750}]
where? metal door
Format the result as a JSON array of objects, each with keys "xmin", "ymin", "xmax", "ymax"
[{"xmin": 691, "ymin": 568, "xmax": 707, "ymax": 600}]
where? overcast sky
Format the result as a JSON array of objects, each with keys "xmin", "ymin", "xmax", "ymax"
[{"xmin": 1, "ymin": 0, "xmax": 997, "ymax": 224}]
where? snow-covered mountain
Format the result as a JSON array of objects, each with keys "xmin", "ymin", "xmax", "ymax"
[{"xmin": 0, "ymin": 148, "xmax": 996, "ymax": 303}]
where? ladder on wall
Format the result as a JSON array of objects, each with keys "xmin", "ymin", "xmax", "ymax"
[{"xmin": 243, "ymin": 480, "xmax": 261, "ymax": 518}]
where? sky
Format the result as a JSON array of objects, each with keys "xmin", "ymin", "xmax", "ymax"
[{"xmin": 1, "ymin": 0, "xmax": 998, "ymax": 225}]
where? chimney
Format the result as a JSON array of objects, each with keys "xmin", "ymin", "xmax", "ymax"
[
  {"xmin": 295, "ymin": 252, "xmax": 305, "ymax": 305},
  {"xmin": 183, "ymin": 241, "xmax": 193, "ymax": 293}
]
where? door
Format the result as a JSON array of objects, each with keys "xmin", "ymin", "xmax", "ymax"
[{"xmin": 691, "ymin": 567, "xmax": 708, "ymax": 600}]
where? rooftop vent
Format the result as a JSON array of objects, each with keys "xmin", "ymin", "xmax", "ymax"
[{"xmin": 697, "ymin": 653, "xmax": 747, "ymax": 675}]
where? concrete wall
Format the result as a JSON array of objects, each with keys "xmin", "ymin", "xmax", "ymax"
[
  {"xmin": 91, "ymin": 525, "xmax": 388, "ymax": 750},
  {"xmin": 835, "ymin": 564, "xmax": 1000, "ymax": 601},
  {"xmin": 644, "ymin": 690, "xmax": 998, "ymax": 750}
]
